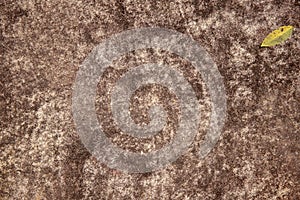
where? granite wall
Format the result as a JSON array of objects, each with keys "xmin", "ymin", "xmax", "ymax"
[{"xmin": 1, "ymin": 0, "xmax": 299, "ymax": 199}]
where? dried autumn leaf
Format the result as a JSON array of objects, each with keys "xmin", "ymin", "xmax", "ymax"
[{"xmin": 261, "ymin": 25, "xmax": 294, "ymax": 47}]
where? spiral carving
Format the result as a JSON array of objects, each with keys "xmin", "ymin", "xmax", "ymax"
[{"xmin": 72, "ymin": 28, "xmax": 226, "ymax": 173}]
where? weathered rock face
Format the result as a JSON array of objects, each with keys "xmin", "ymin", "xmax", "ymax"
[{"xmin": 1, "ymin": 0, "xmax": 299, "ymax": 199}]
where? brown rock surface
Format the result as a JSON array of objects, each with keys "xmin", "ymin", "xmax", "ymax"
[{"xmin": 1, "ymin": 0, "xmax": 299, "ymax": 199}]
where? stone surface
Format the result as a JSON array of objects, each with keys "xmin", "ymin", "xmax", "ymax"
[{"xmin": 1, "ymin": 0, "xmax": 299, "ymax": 199}]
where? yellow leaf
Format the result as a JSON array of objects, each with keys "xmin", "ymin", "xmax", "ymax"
[{"xmin": 261, "ymin": 25, "xmax": 294, "ymax": 47}]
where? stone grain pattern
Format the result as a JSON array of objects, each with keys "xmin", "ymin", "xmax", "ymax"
[{"xmin": 1, "ymin": 0, "xmax": 299, "ymax": 199}]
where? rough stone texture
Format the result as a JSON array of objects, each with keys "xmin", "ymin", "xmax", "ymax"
[{"xmin": 1, "ymin": 0, "xmax": 299, "ymax": 199}]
